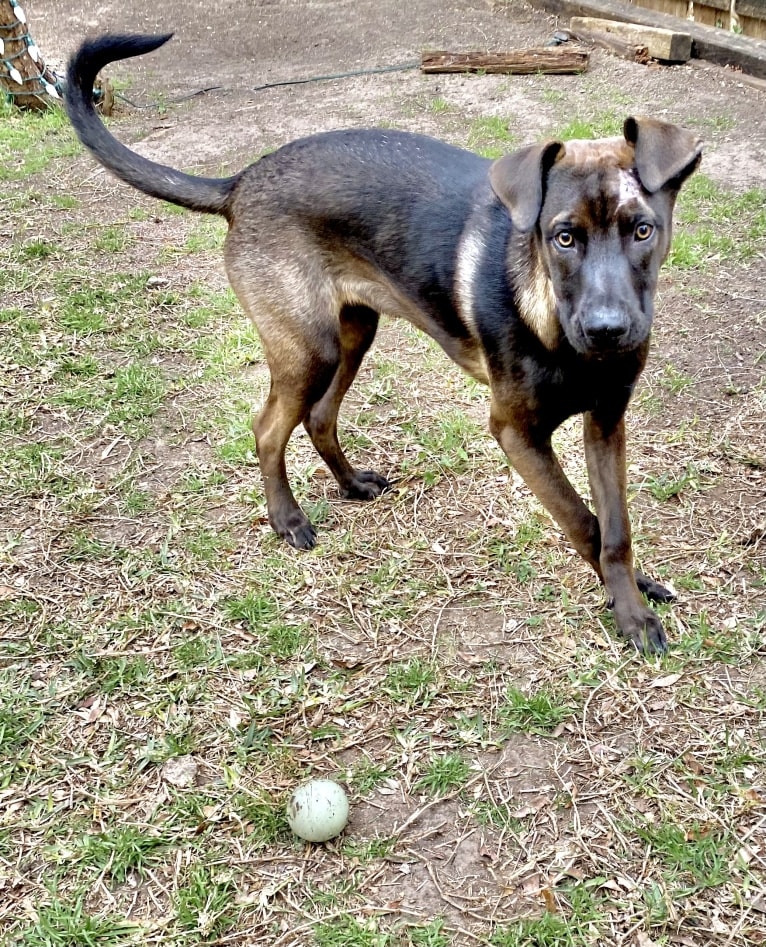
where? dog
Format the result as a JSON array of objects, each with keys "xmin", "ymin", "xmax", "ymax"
[{"xmin": 65, "ymin": 33, "xmax": 702, "ymax": 654}]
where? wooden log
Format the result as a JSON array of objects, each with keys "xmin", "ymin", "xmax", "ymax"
[
  {"xmin": 420, "ymin": 47, "xmax": 590, "ymax": 75},
  {"xmin": 572, "ymin": 27, "xmax": 651, "ymax": 62},
  {"xmin": 570, "ymin": 16, "xmax": 692, "ymax": 60}
]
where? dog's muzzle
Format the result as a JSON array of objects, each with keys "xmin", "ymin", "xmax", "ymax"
[{"xmin": 579, "ymin": 306, "xmax": 633, "ymax": 352}]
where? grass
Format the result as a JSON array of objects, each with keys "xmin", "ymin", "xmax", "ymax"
[
  {"xmin": 65, "ymin": 824, "xmax": 169, "ymax": 883},
  {"xmin": 0, "ymin": 100, "xmax": 79, "ymax": 181},
  {"xmin": 414, "ymin": 752, "xmax": 472, "ymax": 796},
  {"xmin": 669, "ymin": 173, "xmax": 766, "ymax": 267},
  {"xmin": 19, "ymin": 897, "xmax": 140, "ymax": 947},
  {"xmin": 498, "ymin": 686, "xmax": 576, "ymax": 735},
  {"xmin": 1, "ymin": 61, "xmax": 765, "ymax": 947},
  {"xmin": 467, "ymin": 115, "xmax": 518, "ymax": 158},
  {"xmin": 631, "ymin": 820, "xmax": 734, "ymax": 893},
  {"xmin": 549, "ymin": 111, "xmax": 624, "ymax": 141}
]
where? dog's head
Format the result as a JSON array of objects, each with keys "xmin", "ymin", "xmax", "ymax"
[{"xmin": 489, "ymin": 117, "xmax": 702, "ymax": 356}]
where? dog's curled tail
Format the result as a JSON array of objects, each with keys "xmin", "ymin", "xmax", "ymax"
[{"xmin": 65, "ymin": 33, "xmax": 236, "ymax": 216}]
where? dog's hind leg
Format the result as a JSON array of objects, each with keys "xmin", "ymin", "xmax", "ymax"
[
  {"xmin": 253, "ymin": 357, "xmax": 337, "ymax": 551},
  {"xmin": 303, "ymin": 304, "xmax": 390, "ymax": 500}
]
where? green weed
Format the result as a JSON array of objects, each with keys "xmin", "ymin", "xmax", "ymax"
[
  {"xmin": 415, "ymin": 752, "xmax": 471, "ymax": 796},
  {"xmin": 498, "ymin": 686, "xmax": 575, "ymax": 735},
  {"xmin": 17, "ymin": 896, "xmax": 139, "ymax": 947}
]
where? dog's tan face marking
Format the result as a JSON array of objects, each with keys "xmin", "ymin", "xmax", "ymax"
[{"xmin": 556, "ymin": 137, "xmax": 631, "ymax": 171}]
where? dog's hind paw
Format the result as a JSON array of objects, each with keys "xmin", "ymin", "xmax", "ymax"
[{"xmin": 341, "ymin": 470, "xmax": 390, "ymax": 501}]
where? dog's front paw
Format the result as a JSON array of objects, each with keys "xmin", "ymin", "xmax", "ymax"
[
  {"xmin": 341, "ymin": 470, "xmax": 390, "ymax": 501},
  {"xmin": 635, "ymin": 570, "xmax": 676, "ymax": 603},
  {"xmin": 271, "ymin": 512, "xmax": 317, "ymax": 550},
  {"xmin": 620, "ymin": 608, "xmax": 668, "ymax": 656}
]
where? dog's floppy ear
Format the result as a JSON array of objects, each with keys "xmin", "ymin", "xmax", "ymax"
[
  {"xmin": 489, "ymin": 141, "xmax": 564, "ymax": 232},
  {"xmin": 624, "ymin": 116, "xmax": 702, "ymax": 194}
]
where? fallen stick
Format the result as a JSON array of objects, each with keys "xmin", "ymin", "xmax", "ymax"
[{"xmin": 420, "ymin": 47, "xmax": 590, "ymax": 75}]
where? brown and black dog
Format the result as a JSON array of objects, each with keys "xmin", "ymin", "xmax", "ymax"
[{"xmin": 66, "ymin": 33, "xmax": 702, "ymax": 654}]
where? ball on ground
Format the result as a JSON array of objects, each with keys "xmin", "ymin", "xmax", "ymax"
[{"xmin": 287, "ymin": 778, "xmax": 349, "ymax": 843}]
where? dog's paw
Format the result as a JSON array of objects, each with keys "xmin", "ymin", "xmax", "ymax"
[
  {"xmin": 341, "ymin": 470, "xmax": 390, "ymax": 501},
  {"xmin": 635, "ymin": 570, "xmax": 676, "ymax": 603},
  {"xmin": 622, "ymin": 609, "xmax": 668, "ymax": 656},
  {"xmin": 272, "ymin": 512, "xmax": 317, "ymax": 550}
]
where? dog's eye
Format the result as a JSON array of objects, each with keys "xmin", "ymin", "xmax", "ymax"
[
  {"xmin": 554, "ymin": 231, "xmax": 575, "ymax": 249},
  {"xmin": 635, "ymin": 223, "xmax": 654, "ymax": 241}
]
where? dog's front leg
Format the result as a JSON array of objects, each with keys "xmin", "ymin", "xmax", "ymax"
[
  {"xmin": 583, "ymin": 412, "xmax": 668, "ymax": 654},
  {"xmin": 489, "ymin": 407, "xmax": 603, "ymax": 576},
  {"xmin": 490, "ymin": 404, "xmax": 667, "ymax": 655}
]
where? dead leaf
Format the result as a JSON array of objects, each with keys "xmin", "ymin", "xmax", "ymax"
[
  {"xmin": 540, "ymin": 887, "xmax": 557, "ymax": 912},
  {"xmin": 74, "ymin": 695, "xmax": 105, "ymax": 725},
  {"xmin": 508, "ymin": 805, "xmax": 542, "ymax": 819},
  {"xmin": 649, "ymin": 673, "xmax": 682, "ymax": 688}
]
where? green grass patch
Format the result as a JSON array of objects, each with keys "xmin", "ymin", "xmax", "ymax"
[
  {"xmin": 670, "ymin": 173, "xmax": 766, "ymax": 267},
  {"xmin": 415, "ymin": 752, "xmax": 471, "ymax": 796},
  {"xmin": 17, "ymin": 896, "xmax": 140, "ymax": 947},
  {"xmin": 0, "ymin": 101, "xmax": 79, "ymax": 182},
  {"xmin": 551, "ymin": 111, "xmax": 623, "ymax": 141},
  {"xmin": 174, "ymin": 862, "xmax": 237, "ymax": 938},
  {"xmin": 64, "ymin": 824, "xmax": 169, "ymax": 883},
  {"xmin": 498, "ymin": 686, "xmax": 576, "ymax": 736},
  {"xmin": 468, "ymin": 115, "xmax": 518, "ymax": 158},
  {"xmin": 633, "ymin": 819, "xmax": 734, "ymax": 893}
]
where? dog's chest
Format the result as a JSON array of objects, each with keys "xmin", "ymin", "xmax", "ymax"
[{"xmin": 502, "ymin": 349, "xmax": 641, "ymax": 427}]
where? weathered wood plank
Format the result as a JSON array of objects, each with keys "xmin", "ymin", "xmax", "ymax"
[
  {"xmin": 527, "ymin": 0, "xmax": 766, "ymax": 78},
  {"xmin": 573, "ymin": 26, "xmax": 651, "ymax": 61},
  {"xmin": 420, "ymin": 47, "xmax": 590, "ymax": 75},
  {"xmin": 738, "ymin": 0, "xmax": 766, "ymax": 17},
  {"xmin": 570, "ymin": 15, "xmax": 692, "ymax": 60}
]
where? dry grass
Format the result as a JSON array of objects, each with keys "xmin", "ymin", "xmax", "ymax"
[{"xmin": 1, "ymin": 81, "xmax": 765, "ymax": 947}]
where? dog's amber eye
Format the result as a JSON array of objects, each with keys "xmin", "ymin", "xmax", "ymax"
[
  {"xmin": 635, "ymin": 223, "xmax": 654, "ymax": 241},
  {"xmin": 554, "ymin": 231, "xmax": 575, "ymax": 249}
]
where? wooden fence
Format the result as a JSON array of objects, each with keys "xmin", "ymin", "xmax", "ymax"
[{"xmin": 630, "ymin": 0, "xmax": 766, "ymax": 38}]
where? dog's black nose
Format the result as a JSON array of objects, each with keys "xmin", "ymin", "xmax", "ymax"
[{"xmin": 582, "ymin": 309, "xmax": 630, "ymax": 348}]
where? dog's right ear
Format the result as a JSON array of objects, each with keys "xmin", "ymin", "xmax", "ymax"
[{"xmin": 489, "ymin": 141, "xmax": 564, "ymax": 232}]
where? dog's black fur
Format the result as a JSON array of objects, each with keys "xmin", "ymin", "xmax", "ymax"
[{"xmin": 66, "ymin": 33, "xmax": 702, "ymax": 654}]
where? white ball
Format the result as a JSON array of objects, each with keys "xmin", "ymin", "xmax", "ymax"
[{"xmin": 287, "ymin": 778, "xmax": 349, "ymax": 843}]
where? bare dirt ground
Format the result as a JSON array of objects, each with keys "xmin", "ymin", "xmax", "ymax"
[{"xmin": 3, "ymin": 0, "xmax": 766, "ymax": 945}]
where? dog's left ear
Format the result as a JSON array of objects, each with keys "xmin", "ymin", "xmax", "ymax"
[
  {"xmin": 624, "ymin": 116, "xmax": 702, "ymax": 194},
  {"xmin": 489, "ymin": 140, "xmax": 564, "ymax": 232}
]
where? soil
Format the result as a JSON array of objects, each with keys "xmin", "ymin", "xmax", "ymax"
[{"xmin": 14, "ymin": 0, "xmax": 766, "ymax": 942}]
